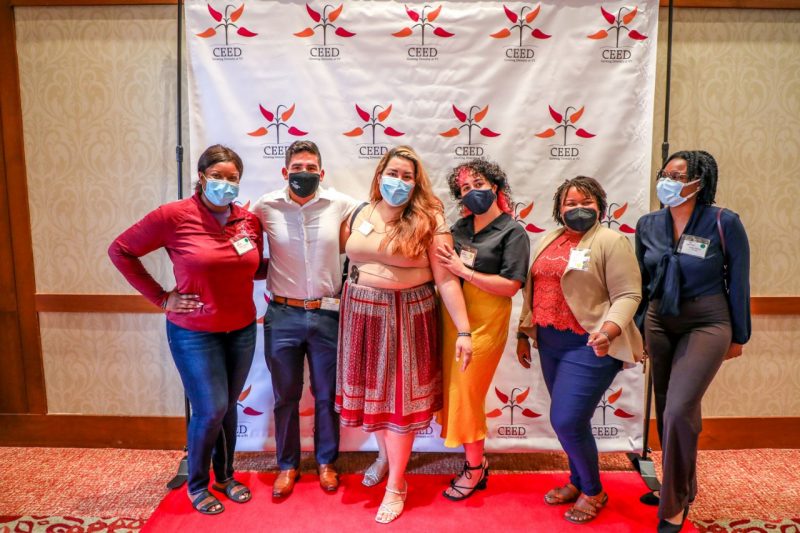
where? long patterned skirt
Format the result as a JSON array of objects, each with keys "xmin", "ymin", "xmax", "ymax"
[
  {"xmin": 335, "ymin": 281, "xmax": 442, "ymax": 433},
  {"xmin": 436, "ymin": 281, "xmax": 512, "ymax": 447}
]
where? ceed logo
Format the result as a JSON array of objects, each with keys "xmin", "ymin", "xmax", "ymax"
[
  {"xmin": 535, "ymin": 105, "xmax": 595, "ymax": 161},
  {"xmin": 487, "ymin": 387, "xmax": 541, "ymax": 439},
  {"xmin": 247, "ymin": 102, "xmax": 308, "ymax": 159},
  {"xmin": 237, "ymin": 384, "xmax": 264, "ymax": 417},
  {"xmin": 343, "ymin": 104, "xmax": 405, "ymax": 159},
  {"xmin": 294, "ymin": 3, "xmax": 356, "ymax": 61},
  {"xmin": 514, "ymin": 200, "xmax": 545, "ymax": 234},
  {"xmin": 601, "ymin": 201, "xmax": 636, "ymax": 234},
  {"xmin": 588, "ymin": 5, "xmax": 648, "ymax": 63},
  {"xmin": 592, "ymin": 387, "xmax": 635, "ymax": 439},
  {"xmin": 392, "ymin": 4, "xmax": 454, "ymax": 61},
  {"xmin": 490, "ymin": 4, "xmax": 551, "ymax": 63},
  {"xmin": 440, "ymin": 104, "xmax": 500, "ymax": 159},
  {"xmin": 196, "ymin": 3, "xmax": 258, "ymax": 61}
]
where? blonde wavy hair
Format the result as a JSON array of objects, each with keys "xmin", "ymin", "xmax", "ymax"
[{"xmin": 369, "ymin": 146, "xmax": 444, "ymax": 259}]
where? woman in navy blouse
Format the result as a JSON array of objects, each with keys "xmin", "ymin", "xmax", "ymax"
[{"xmin": 635, "ymin": 150, "xmax": 750, "ymax": 533}]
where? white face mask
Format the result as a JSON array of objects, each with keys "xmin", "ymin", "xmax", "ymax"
[{"xmin": 656, "ymin": 177, "xmax": 701, "ymax": 207}]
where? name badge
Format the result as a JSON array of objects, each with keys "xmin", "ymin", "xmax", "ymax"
[
  {"xmin": 232, "ymin": 236, "xmax": 255, "ymax": 255},
  {"xmin": 357, "ymin": 221, "xmax": 374, "ymax": 236},
  {"xmin": 567, "ymin": 248, "xmax": 591, "ymax": 272},
  {"xmin": 677, "ymin": 235, "xmax": 710, "ymax": 259},
  {"xmin": 321, "ymin": 297, "xmax": 340, "ymax": 312},
  {"xmin": 459, "ymin": 245, "xmax": 477, "ymax": 268}
]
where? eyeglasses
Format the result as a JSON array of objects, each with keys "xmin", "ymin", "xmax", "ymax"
[{"xmin": 657, "ymin": 171, "xmax": 691, "ymax": 183}]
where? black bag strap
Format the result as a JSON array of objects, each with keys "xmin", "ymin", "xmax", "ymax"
[{"xmin": 349, "ymin": 202, "xmax": 369, "ymax": 232}]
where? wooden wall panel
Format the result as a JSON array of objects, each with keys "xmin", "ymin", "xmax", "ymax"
[{"xmin": 0, "ymin": 0, "xmax": 46, "ymax": 414}]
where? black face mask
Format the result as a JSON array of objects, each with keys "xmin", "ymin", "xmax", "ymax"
[
  {"xmin": 288, "ymin": 172, "xmax": 320, "ymax": 198},
  {"xmin": 563, "ymin": 207, "xmax": 598, "ymax": 232},
  {"xmin": 461, "ymin": 188, "xmax": 496, "ymax": 215}
]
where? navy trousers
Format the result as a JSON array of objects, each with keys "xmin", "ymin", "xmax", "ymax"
[
  {"xmin": 264, "ymin": 303, "xmax": 340, "ymax": 470},
  {"xmin": 166, "ymin": 320, "xmax": 256, "ymax": 495},
  {"xmin": 537, "ymin": 325, "xmax": 622, "ymax": 496}
]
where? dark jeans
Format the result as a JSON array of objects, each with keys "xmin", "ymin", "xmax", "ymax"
[
  {"xmin": 166, "ymin": 320, "xmax": 256, "ymax": 495},
  {"xmin": 537, "ymin": 325, "xmax": 622, "ymax": 496},
  {"xmin": 646, "ymin": 293, "xmax": 731, "ymax": 519},
  {"xmin": 264, "ymin": 304, "xmax": 340, "ymax": 470}
]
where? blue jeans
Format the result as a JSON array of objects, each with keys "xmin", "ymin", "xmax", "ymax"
[
  {"xmin": 166, "ymin": 320, "xmax": 256, "ymax": 495},
  {"xmin": 264, "ymin": 304, "xmax": 340, "ymax": 470},
  {"xmin": 537, "ymin": 325, "xmax": 622, "ymax": 496}
]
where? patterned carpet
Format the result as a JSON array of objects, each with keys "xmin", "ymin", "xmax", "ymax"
[{"xmin": 0, "ymin": 447, "xmax": 797, "ymax": 532}]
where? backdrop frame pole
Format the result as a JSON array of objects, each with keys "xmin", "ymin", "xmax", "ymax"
[
  {"xmin": 166, "ymin": 0, "xmax": 191, "ymax": 491},
  {"xmin": 627, "ymin": 0, "xmax": 673, "ymax": 494}
]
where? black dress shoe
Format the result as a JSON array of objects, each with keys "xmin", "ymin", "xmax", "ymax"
[
  {"xmin": 640, "ymin": 490, "xmax": 659, "ymax": 506},
  {"xmin": 657, "ymin": 506, "xmax": 689, "ymax": 533}
]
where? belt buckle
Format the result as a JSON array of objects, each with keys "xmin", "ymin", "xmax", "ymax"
[{"xmin": 303, "ymin": 299, "xmax": 314, "ymax": 310}]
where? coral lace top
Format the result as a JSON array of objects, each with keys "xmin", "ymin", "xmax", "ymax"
[{"xmin": 531, "ymin": 230, "xmax": 587, "ymax": 334}]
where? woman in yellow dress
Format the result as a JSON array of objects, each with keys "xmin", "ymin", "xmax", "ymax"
[{"xmin": 435, "ymin": 159, "xmax": 530, "ymax": 500}]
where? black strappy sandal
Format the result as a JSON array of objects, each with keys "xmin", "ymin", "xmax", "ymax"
[
  {"xmin": 190, "ymin": 489, "xmax": 224, "ymax": 515},
  {"xmin": 212, "ymin": 479, "xmax": 252, "ymax": 503},
  {"xmin": 442, "ymin": 458, "xmax": 488, "ymax": 501}
]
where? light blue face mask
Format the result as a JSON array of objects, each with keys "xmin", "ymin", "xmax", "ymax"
[
  {"xmin": 379, "ymin": 175, "xmax": 414, "ymax": 207},
  {"xmin": 203, "ymin": 177, "xmax": 239, "ymax": 207},
  {"xmin": 656, "ymin": 177, "xmax": 700, "ymax": 207}
]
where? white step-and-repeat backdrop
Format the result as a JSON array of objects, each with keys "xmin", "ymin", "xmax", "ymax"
[{"xmin": 185, "ymin": 0, "xmax": 658, "ymax": 452}]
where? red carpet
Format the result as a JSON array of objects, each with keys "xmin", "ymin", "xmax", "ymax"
[{"xmin": 143, "ymin": 472, "xmax": 699, "ymax": 532}]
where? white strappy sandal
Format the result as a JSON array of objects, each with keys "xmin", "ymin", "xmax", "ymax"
[
  {"xmin": 362, "ymin": 457, "xmax": 389, "ymax": 487},
  {"xmin": 375, "ymin": 482, "xmax": 407, "ymax": 524}
]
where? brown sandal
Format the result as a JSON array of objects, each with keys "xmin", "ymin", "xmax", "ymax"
[
  {"xmin": 564, "ymin": 492, "xmax": 608, "ymax": 524},
  {"xmin": 544, "ymin": 483, "xmax": 580, "ymax": 505}
]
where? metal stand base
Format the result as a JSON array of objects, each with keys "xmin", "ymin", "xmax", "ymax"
[
  {"xmin": 628, "ymin": 450, "xmax": 661, "ymax": 492},
  {"xmin": 166, "ymin": 451, "xmax": 189, "ymax": 490}
]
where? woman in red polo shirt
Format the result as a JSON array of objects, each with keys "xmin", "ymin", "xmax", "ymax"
[{"xmin": 109, "ymin": 145, "xmax": 264, "ymax": 515}]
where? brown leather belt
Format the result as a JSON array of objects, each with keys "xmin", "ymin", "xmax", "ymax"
[{"xmin": 271, "ymin": 295, "xmax": 322, "ymax": 310}]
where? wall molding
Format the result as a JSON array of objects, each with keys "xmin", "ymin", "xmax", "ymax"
[
  {"xmin": 0, "ymin": 414, "xmax": 796, "ymax": 450},
  {"xmin": 34, "ymin": 294, "xmax": 800, "ymax": 315}
]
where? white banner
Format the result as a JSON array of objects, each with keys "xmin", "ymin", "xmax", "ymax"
[{"xmin": 185, "ymin": 0, "xmax": 658, "ymax": 452}]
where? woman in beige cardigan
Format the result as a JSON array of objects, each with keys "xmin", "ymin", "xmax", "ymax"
[{"xmin": 516, "ymin": 176, "xmax": 643, "ymax": 525}]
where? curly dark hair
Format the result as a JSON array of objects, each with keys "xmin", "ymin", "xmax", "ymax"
[
  {"xmin": 551, "ymin": 176, "xmax": 607, "ymax": 226},
  {"xmin": 660, "ymin": 150, "xmax": 718, "ymax": 205},
  {"xmin": 445, "ymin": 158, "xmax": 513, "ymax": 214}
]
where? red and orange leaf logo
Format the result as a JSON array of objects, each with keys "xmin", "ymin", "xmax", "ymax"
[
  {"xmin": 587, "ymin": 5, "xmax": 647, "ymax": 47},
  {"xmin": 535, "ymin": 105, "xmax": 595, "ymax": 146},
  {"xmin": 343, "ymin": 104, "xmax": 404, "ymax": 144},
  {"xmin": 393, "ymin": 4, "xmax": 453, "ymax": 46},
  {"xmin": 601, "ymin": 201, "xmax": 636, "ymax": 234},
  {"xmin": 440, "ymin": 105, "xmax": 500, "ymax": 145},
  {"xmin": 196, "ymin": 3, "xmax": 257, "ymax": 45},
  {"xmin": 490, "ymin": 4, "xmax": 550, "ymax": 47},
  {"xmin": 295, "ymin": 3, "xmax": 356, "ymax": 46},
  {"xmin": 514, "ymin": 200, "xmax": 545, "ymax": 233},
  {"xmin": 487, "ymin": 386, "xmax": 541, "ymax": 425},
  {"xmin": 247, "ymin": 103, "xmax": 307, "ymax": 144},
  {"xmin": 596, "ymin": 387, "xmax": 635, "ymax": 425},
  {"xmin": 237, "ymin": 384, "xmax": 263, "ymax": 416}
]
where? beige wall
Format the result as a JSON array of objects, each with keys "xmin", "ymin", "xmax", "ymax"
[{"xmin": 15, "ymin": 6, "xmax": 800, "ymax": 417}]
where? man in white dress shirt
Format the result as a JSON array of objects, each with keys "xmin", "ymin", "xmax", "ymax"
[{"xmin": 251, "ymin": 140, "xmax": 361, "ymax": 498}]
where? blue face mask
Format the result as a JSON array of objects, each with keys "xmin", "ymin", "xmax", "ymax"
[
  {"xmin": 203, "ymin": 177, "xmax": 239, "ymax": 207},
  {"xmin": 656, "ymin": 177, "xmax": 700, "ymax": 208},
  {"xmin": 462, "ymin": 188, "xmax": 496, "ymax": 215},
  {"xmin": 379, "ymin": 175, "xmax": 413, "ymax": 207}
]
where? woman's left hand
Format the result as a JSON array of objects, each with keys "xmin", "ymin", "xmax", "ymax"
[
  {"xmin": 724, "ymin": 343, "xmax": 744, "ymax": 360},
  {"xmin": 455, "ymin": 335, "xmax": 473, "ymax": 372},
  {"xmin": 587, "ymin": 331, "xmax": 611, "ymax": 357},
  {"xmin": 435, "ymin": 243, "xmax": 469, "ymax": 279}
]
